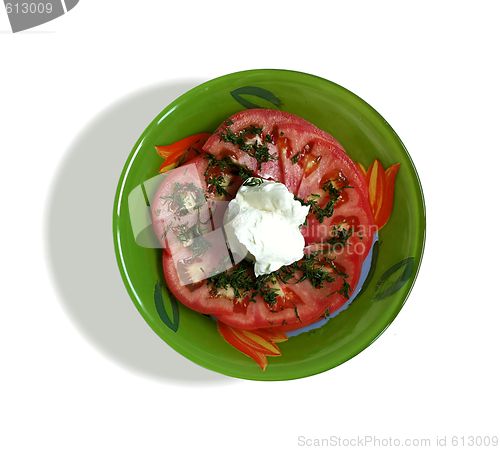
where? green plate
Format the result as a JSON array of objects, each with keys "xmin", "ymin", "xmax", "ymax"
[{"xmin": 113, "ymin": 69, "xmax": 425, "ymax": 380}]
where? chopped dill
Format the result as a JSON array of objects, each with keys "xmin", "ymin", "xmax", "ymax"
[{"xmin": 219, "ymin": 124, "xmax": 276, "ymax": 169}]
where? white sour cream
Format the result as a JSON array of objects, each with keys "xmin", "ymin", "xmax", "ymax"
[{"xmin": 224, "ymin": 178, "xmax": 310, "ymax": 277}]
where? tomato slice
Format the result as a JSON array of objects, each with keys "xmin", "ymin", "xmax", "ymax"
[
  {"xmin": 152, "ymin": 154, "xmax": 251, "ymax": 253},
  {"xmin": 151, "ymin": 157, "xmax": 212, "ymax": 255},
  {"xmin": 297, "ymin": 139, "xmax": 375, "ymax": 261},
  {"xmin": 213, "ymin": 245, "xmax": 361, "ymax": 330},
  {"xmin": 274, "ymin": 124, "xmax": 343, "ymax": 195},
  {"xmin": 162, "ymin": 251, "xmax": 235, "ymax": 315},
  {"xmin": 202, "ymin": 109, "xmax": 341, "ymax": 183},
  {"xmin": 155, "ymin": 110, "xmax": 375, "ymax": 332},
  {"xmin": 274, "ymin": 245, "xmax": 362, "ymax": 331}
]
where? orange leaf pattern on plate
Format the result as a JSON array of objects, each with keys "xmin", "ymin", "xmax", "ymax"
[
  {"xmin": 217, "ymin": 321, "xmax": 288, "ymax": 370},
  {"xmin": 357, "ymin": 160, "xmax": 400, "ymax": 229},
  {"xmin": 155, "ymin": 132, "xmax": 210, "ymax": 173}
]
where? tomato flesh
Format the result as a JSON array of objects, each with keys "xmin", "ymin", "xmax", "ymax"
[
  {"xmin": 297, "ymin": 139, "xmax": 375, "ymax": 261},
  {"xmin": 154, "ymin": 110, "xmax": 375, "ymax": 331}
]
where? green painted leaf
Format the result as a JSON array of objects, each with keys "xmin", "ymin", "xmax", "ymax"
[
  {"xmin": 154, "ymin": 281, "xmax": 180, "ymax": 332},
  {"xmin": 230, "ymin": 86, "xmax": 282, "ymax": 109},
  {"xmin": 374, "ymin": 257, "xmax": 415, "ymax": 301}
]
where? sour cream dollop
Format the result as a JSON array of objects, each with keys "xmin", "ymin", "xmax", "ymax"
[{"xmin": 224, "ymin": 178, "xmax": 310, "ymax": 277}]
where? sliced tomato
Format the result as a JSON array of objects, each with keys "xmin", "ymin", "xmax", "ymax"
[
  {"xmin": 162, "ymin": 251, "xmax": 236, "ymax": 315},
  {"xmin": 151, "ymin": 156, "xmax": 212, "ymax": 254},
  {"xmin": 273, "ymin": 124, "xmax": 344, "ymax": 195},
  {"xmin": 163, "ymin": 248, "xmax": 305, "ymax": 330},
  {"xmin": 202, "ymin": 119, "xmax": 280, "ymax": 181},
  {"xmin": 155, "ymin": 110, "xmax": 375, "ymax": 332},
  {"xmin": 202, "ymin": 109, "xmax": 342, "ymax": 183},
  {"xmin": 297, "ymin": 139, "xmax": 375, "ymax": 261},
  {"xmin": 275, "ymin": 245, "xmax": 362, "ymax": 331},
  {"xmin": 152, "ymin": 154, "xmax": 250, "ymax": 253},
  {"xmin": 216, "ymin": 109, "xmax": 339, "ymax": 144},
  {"xmin": 164, "ymin": 243, "xmax": 364, "ymax": 331},
  {"xmin": 163, "ymin": 252, "xmax": 290, "ymax": 327},
  {"xmin": 213, "ymin": 246, "xmax": 361, "ymax": 330}
]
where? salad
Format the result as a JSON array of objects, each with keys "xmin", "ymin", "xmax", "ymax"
[{"xmin": 151, "ymin": 109, "xmax": 399, "ymax": 369}]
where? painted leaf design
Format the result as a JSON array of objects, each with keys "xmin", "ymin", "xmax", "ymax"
[
  {"xmin": 374, "ymin": 257, "xmax": 415, "ymax": 301},
  {"xmin": 230, "ymin": 86, "xmax": 282, "ymax": 109},
  {"xmin": 154, "ymin": 281, "xmax": 180, "ymax": 332}
]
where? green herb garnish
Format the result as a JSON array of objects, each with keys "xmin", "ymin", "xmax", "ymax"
[
  {"xmin": 297, "ymin": 253, "xmax": 335, "ymax": 288},
  {"xmin": 219, "ymin": 124, "xmax": 276, "ymax": 169},
  {"xmin": 295, "ymin": 195, "xmax": 335, "ymax": 223},
  {"xmin": 291, "ymin": 152, "xmax": 301, "ymax": 164},
  {"xmin": 160, "ymin": 182, "xmax": 205, "ymax": 216},
  {"xmin": 328, "ymin": 224, "xmax": 353, "ymax": 247},
  {"xmin": 207, "ymin": 261, "xmax": 255, "ymax": 298},
  {"xmin": 206, "ymin": 175, "xmax": 229, "ymax": 196},
  {"xmin": 243, "ymin": 177, "xmax": 264, "ymax": 187},
  {"xmin": 277, "ymin": 252, "xmax": 335, "ymax": 289},
  {"xmin": 261, "ymin": 288, "xmax": 279, "ymax": 307},
  {"xmin": 204, "ymin": 155, "xmax": 253, "ymax": 195},
  {"xmin": 338, "ymin": 280, "xmax": 351, "ymax": 299},
  {"xmin": 237, "ymin": 165, "xmax": 253, "ymax": 181},
  {"xmin": 174, "ymin": 217, "xmax": 212, "ymax": 257},
  {"xmin": 294, "ymin": 175, "xmax": 352, "ymax": 223},
  {"xmin": 206, "ymin": 249, "xmax": 349, "ymax": 312},
  {"xmin": 207, "ymin": 261, "xmax": 283, "ymax": 308}
]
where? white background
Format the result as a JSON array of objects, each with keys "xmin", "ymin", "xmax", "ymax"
[{"xmin": 1, "ymin": 2, "xmax": 499, "ymax": 449}]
